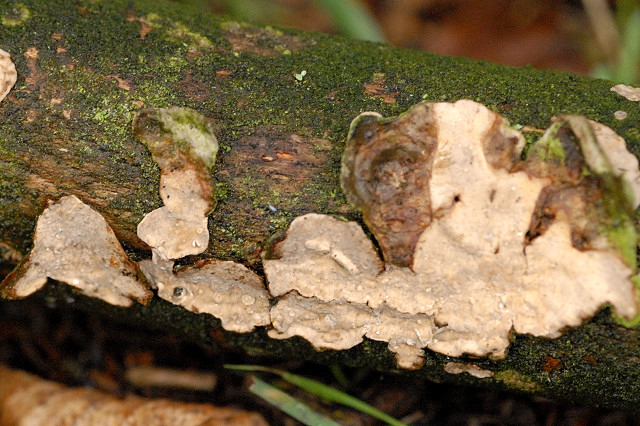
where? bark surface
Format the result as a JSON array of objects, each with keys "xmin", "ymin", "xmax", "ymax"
[{"xmin": 1, "ymin": 0, "xmax": 640, "ymax": 410}]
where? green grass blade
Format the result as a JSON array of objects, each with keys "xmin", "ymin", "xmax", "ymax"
[
  {"xmin": 314, "ymin": 0, "xmax": 386, "ymax": 43},
  {"xmin": 226, "ymin": 364, "xmax": 407, "ymax": 426},
  {"xmin": 615, "ymin": 8, "xmax": 640, "ymax": 83},
  {"xmin": 248, "ymin": 376, "xmax": 340, "ymax": 426}
]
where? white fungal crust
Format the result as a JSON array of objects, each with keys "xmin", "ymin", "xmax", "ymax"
[
  {"xmin": 140, "ymin": 259, "xmax": 270, "ymax": 333},
  {"xmin": 0, "ymin": 49, "xmax": 17, "ymax": 103},
  {"xmin": 0, "ymin": 196, "xmax": 152, "ymax": 307},
  {"xmin": 264, "ymin": 100, "xmax": 639, "ymax": 364},
  {"xmin": 444, "ymin": 362, "xmax": 494, "ymax": 379}
]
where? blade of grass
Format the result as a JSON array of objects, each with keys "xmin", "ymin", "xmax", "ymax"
[
  {"xmin": 248, "ymin": 376, "xmax": 340, "ymax": 426},
  {"xmin": 314, "ymin": 0, "xmax": 386, "ymax": 43},
  {"xmin": 226, "ymin": 364, "xmax": 407, "ymax": 426},
  {"xmin": 615, "ymin": 8, "xmax": 640, "ymax": 83}
]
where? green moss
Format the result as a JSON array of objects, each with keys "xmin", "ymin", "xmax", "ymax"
[
  {"xmin": 526, "ymin": 121, "xmax": 566, "ymax": 164},
  {"xmin": 1, "ymin": 2, "xmax": 29, "ymax": 26},
  {"xmin": 494, "ymin": 370, "xmax": 541, "ymax": 393}
]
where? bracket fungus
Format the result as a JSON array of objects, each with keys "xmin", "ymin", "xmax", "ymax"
[
  {"xmin": 134, "ymin": 107, "xmax": 219, "ymax": 261},
  {"xmin": 611, "ymin": 83, "xmax": 640, "ymax": 102},
  {"xmin": 0, "ymin": 196, "xmax": 152, "ymax": 307},
  {"xmin": 134, "ymin": 107, "xmax": 270, "ymax": 332},
  {"xmin": 264, "ymin": 99, "xmax": 640, "ymax": 365},
  {"xmin": 0, "ymin": 49, "xmax": 17, "ymax": 103},
  {"xmin": 140, "ymin": 258, "xmax": 270, "ymax": 333}
]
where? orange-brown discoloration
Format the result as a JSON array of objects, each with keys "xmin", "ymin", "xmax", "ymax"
[
  {"xmin": 363, "ymin": 74, "xmax": 398, "ymax": 104},
  {"xmin": 542, "ymin": 356, "xmax": 563, "ymax": 372},
  {"xmin": 222, "ymin": 25, "xmax": 312, "ymax": 57}
]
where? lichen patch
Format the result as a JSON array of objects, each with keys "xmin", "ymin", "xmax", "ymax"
[
  {"xmin": 264, "ymin": 100, "xmax": 639, "ymax": 363},
  {"xmin": 0, "ymin": 196, "xmax": 151, "ymax": 307}
]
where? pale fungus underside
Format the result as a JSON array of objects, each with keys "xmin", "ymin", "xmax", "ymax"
[
  {"xmin": 0, "ymin": 196, "xmax": 152, "ymax": 307},
  {"xmin": 140, "ymin": 259, "xmax": 270, "ymax": 333},
  {"xmin": 264, "ymin": 100, "xmax": 640, "ymax": 366},
  {"xmin": 133, "ymin": 107, "xmax": 271, "ymax": 332}
]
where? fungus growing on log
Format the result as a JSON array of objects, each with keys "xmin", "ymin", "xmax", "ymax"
[
  {"xmin": 140, "ymin": 259, "xmax": 270, "ymax": 333},
  {"xmin": 134, "ymin": 107, "xmax": 219, "ymax": 261},
  {"xmin": 611, "ymin": 83, "xmax": 640, "ymax": 102},
  {"xmin": 0, "ymin": 196, "xmax": 151, "ymax": 307},
  {"xmin": 264, "ymin": 100, "xmax": 640, "ymax": 365},
  {"xmin": 134, "ymin": 107, "xmax": 270, "ymax": 331},
  {"xmin": 0, "ymin": 49, "xmax": 17, "ymax": 103}
]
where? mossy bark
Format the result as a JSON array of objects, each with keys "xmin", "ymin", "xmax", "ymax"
[{"xmin": 1, "ymin": 0, "xmax": 640, "ymax": 410}]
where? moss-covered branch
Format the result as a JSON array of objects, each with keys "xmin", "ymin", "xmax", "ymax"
[{"xmin": 2, "ymin": 0, "xmax": 640, "ymax": 410}]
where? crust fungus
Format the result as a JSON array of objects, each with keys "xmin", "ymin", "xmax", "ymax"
[
  {"xmin": 0, "ymin": 196, "xmax": 152, "ymax": 307},
  {"xmin": 134, "ymin": 107, "xmax": 270, "ymax": 332},
  {"xmin": 611, "ymin": 83, "xmax": 640, "ymax": 102},
  {"xmin": 0, "ymin": 49, "xmax": 17, "ymax": 103},
  {"xmin": 134, "ymin": 107, "xmax": 219, "ymax": 260},
  {"xmin": 264, "ymin": 99, "xmax": 640, "ymax": 364},
  {"xmin": 444, "ymin": 362, "xmax": 494, "ymax": 379},
  {"xmin": 269, "ymin": 292, "xmax": 435, "ymax": 369},
  {"xmin": 140, "ymin": 258, "xmax": 270, "ymax": 333}
]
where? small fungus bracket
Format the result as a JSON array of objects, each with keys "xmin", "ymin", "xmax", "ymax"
[
  {"xmin": 0, "ymin": 48, "xmax": 17, "ymax": 103},
  {"xmin": 264, "ymin": 99, "xmax": 640, "ymax": 366},
  {"xmin": 611, "ymin": 83, "xmax": 640, "ymax": 102},
  {"xmin": 0, "ymin": 196, "xmax": 152, "ymax": 307},
  {"xmin": 134, "ymin": 107, "xmax": 271, "ymax": 333},
  {"xmin": 134, "ymin": 107, "xmax": 219, "ymax": 260},
  {"xmin": 140, "ymin": 259, "xmax": 270, "ymax": 333}
]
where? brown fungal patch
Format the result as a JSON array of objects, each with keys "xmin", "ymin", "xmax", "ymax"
[
  {"xmin": 225, "ymin": 130, "xmax": 328, "ymax": 185},
  {"xmin": 542, "ymin": 356, "xmax": 563, "ymax": 373},
  {"xmin": 125, "ymin": 12, "xmax": 155, "ymax": 40},
  {"xmin": 179, "ymin": 71, "xmax": 212, "ymax": 102},
  {"xmin": 23, "ymin": 47, "xmax": 45, "ymax": 90},
  {"xmin": 341, "ymin": 104, "xmax": 438, "ymax": 267},
  {"xmin": 215, "ymin": 127, "xmax": 332, "ymax": 243},
  {"xmin": 0, "ymin": 196, "xmax": 151, "ymax": 307}
]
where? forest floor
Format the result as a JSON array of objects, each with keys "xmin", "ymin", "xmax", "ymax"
[{"xmin": 1, "ymin": 297, "xmax": 638, "ymax": 425}]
